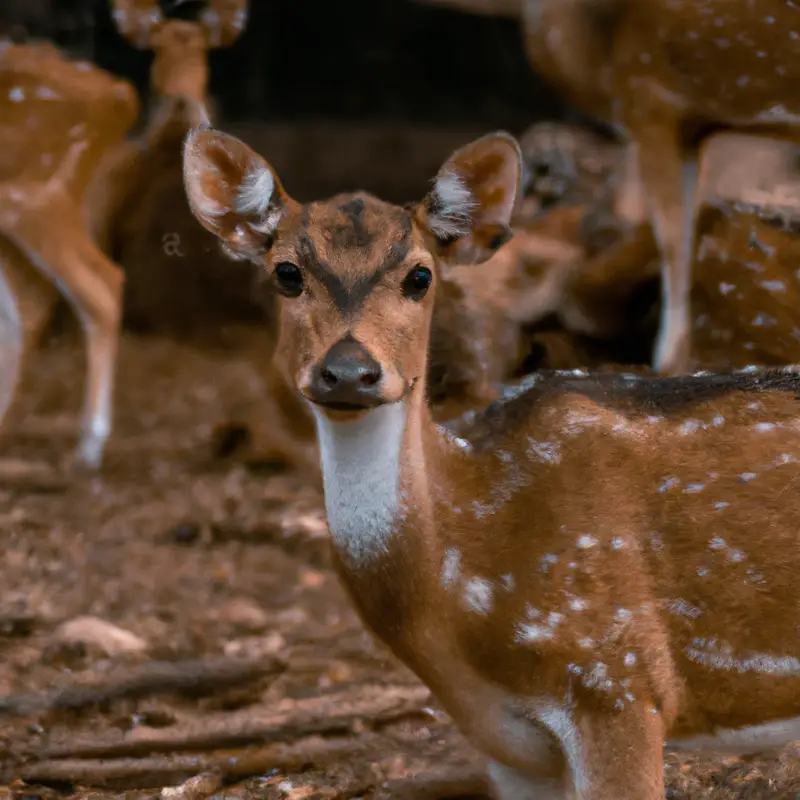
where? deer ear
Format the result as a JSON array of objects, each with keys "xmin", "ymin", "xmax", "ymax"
[
  {"xmin": 183, "ymin": 128, "xmax": 294, "ymax": 262},
  {"xmin": 420, "ymin": 131, "xmax": 522, "ymax": 265}
]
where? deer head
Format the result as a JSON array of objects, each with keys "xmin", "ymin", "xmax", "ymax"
[
  {"xmin": 110, "ymin": 0, "xmax": 247, "ymax": 101},
  {"xmin": 183, "ymin": 128, "xmax": 522, "ymax": 418}
]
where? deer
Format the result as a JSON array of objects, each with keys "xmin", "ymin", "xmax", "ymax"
[
  {"xmin": 84, "ymin": 0, "xmax": 262, "ymax": 340},
  {"xmin": 183, "ymin": 124, "xmax": 800, "ymax": 799},
  {"xmin": 213, "ymin": 124, "xmax": 662, "ymax": 473},
  {"xmin": 413, "ymin": 0, "xmax": 800, "ymax": 376},
  {"xmin": 0, "ymin": 40, "xmax": 139, "ymax": 469}
]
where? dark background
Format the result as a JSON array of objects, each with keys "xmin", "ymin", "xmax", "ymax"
[{"xmin": 2, "ymin": 0, "xmax": 571, "ymax": 127}]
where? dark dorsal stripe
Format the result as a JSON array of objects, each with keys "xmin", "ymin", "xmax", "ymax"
[{"xmin": 297, "ymin": 207, "xmax": 413, "ymax": 314}]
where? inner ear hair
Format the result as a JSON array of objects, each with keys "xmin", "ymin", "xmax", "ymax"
[
  {"xmin": 425, "ymin": 168, "xmax": 478, "ymax": 242},
  {"xmin": 235, "ymin": 164, "xmax": 283, "ymax": 239}
]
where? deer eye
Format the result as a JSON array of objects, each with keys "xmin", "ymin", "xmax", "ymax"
[
  {"xmin": 402, "ymin": 266, "xmax": 433, "ymax": 301},
  {"xmin": 273, "ymin": 262, "xmax": 304, "ymax": 298}
]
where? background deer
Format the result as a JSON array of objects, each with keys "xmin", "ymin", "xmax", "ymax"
[
  {"xmin": 85, "ymin": 0, "xmax": 263, "ymax": 341},
  {"xmin": 184, "ymin": 124, "xmax": 800, "ymax": 799},
  {"xmin": 0, "ymin": 41, "xmax": 138, "ymax": 468},
  {"xmin": 413, "ymin": 0, "xmax": 800, "ymax": 376}
]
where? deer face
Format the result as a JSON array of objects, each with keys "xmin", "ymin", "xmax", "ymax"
[{"xmin": 183, "ymin": 128, "xmax": 522, "ymax": 420}]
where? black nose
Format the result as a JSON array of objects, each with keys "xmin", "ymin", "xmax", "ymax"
[{"xmin": 310, "ymin": 337, "xmax": 384, "ymax": 409}]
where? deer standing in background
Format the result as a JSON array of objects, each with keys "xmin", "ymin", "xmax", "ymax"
[
  {"xmin": 524, "ymin": 0, "xmax": 800, "ymax": 374},
  {"xmin": 85, "ymin": 0, "xmax": 263, "ymax": 338},
  {"xmin": 414, "ymin": 0, "xmax": 800, "ymax": 375},
  {"xmin": 184, "ymin": 125, "xmax": 800, "ymax": 799},
  {"xmin": 0, "ymin": 42, "xmax": 138, "ymax": 468}
]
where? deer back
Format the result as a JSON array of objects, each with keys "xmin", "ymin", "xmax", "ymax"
[{"xmin": 0, "ymin": 43, "xmax": 138, "ymax": 198}]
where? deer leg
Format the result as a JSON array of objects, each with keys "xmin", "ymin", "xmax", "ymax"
[
  {"xmin": 633, "ymin": 130, "xmax": 699, "ymax": 374},
  {"xmin": 24, "ymin": 229, "xmax": 124, "ymax": 469},
  {"xmin": 571, "ymin": 703, "xmax": 665, "ymax": 800},
  {"xmin": 486, "ymin": 760, "xmax": 572, "ymax": 799},
  {"xmin": 70, "ymin": 243, "xmax": 123, "ymax": 469}
]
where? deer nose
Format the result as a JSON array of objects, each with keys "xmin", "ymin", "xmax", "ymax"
[
  {"xmin": 311, "ymin": 337, "xmax": 384, "ymax": 408},
  {"xmin": 320, "ymin": 338, "xmax": 382, "ymax": 387}
]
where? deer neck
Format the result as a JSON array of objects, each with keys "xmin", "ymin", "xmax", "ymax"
[{"xmin": 311, "ymin": 383, "xmax": 438, "ymax": 553}]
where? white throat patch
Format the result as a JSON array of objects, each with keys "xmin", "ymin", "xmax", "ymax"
[{"xmin": 312, "ymin": 401, "xmax": 407, "ymax": 566}]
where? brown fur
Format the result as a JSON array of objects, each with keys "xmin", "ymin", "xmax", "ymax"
[
  {"xmin": 520, "ymin": 0, "xmax": 800, "ymax": 374},
  {"xmin": 183, "ymin": 127, "xmax": 800, "ymax": 799},
  {"xmin": 0, "ymin": 43, "xmax": 138, "ymax": 468},
  {"xmin": 690, "ymin": 129, "xmax": 800, "ymax": 371}
]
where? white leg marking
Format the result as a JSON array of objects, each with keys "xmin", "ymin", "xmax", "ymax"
[
  {"xmin": 78, "ymin": 359, "xmax": 112, "ymax": 469},
  {"xmin": 536, "ymin": 704, "xmax": 589, "ymax": 797},
  {"xmin": 487, "ymin": 759, "xmax": 568, "ymax": 800},
  {"xmin": 312, "ymin": 402, "xmax": 407, "ymax": 566},
  {"xmin": 667, "ymin": 716, "xmax": 800, "ymax": 755},
  {"xmin": 653, "ymin": 158, "xmax": 698, "ymax": 372},
  {"xmin": 0, "ymin": 262, "xmax": 23, "ymax": 425}
]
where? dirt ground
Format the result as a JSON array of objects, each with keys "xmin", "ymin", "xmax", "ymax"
[{"xmin": 0, "ymin": 325, "xmax": 798, "ymax": 800}]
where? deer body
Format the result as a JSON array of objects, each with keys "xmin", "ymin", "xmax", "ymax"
[
  {"xmin": 183, "ymin": 127, "xmax": 800, "ymax": 798},
  {"xmin": 0, "ymin": 42, "xmax": 138, "ymax": 467}
]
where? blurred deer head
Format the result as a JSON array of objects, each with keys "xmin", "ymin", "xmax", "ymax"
[{"xmin": 110, "ymin": 0, "xmax": 248, "ymax": 100}]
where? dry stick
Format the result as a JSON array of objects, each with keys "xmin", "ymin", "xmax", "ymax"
[
  {"xmin": 39, "ymin": 685, "xmax": 432, "ymax": 760},
  {"xmin": 20, "ymin": 734, "xmax": 382, "ymax": 788},
  {"xmin": 0, "ymin": 656, "xmax": 286, "ymax": 718}
]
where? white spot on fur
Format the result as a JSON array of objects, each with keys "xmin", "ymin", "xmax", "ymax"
[
  {"xmin": 464, "ymin": 578, "xmax": 493, "ymax": 614},
  {"xmin": 568, "ymin": 597, "xmax": 588, "ymax": 612},
  {"xmin": 312, "ymin": 403, "xmax": 406, "ymax": 566},
  {"xmin": 441, "ymin": 547, "xmax": 461, "ymax": 590},
  {"xmin": 9, "ymin": 87, "xmax": 23, "ymax": 102},
  {"xmin": 668, "ymin": 598, "xmax": 703, "ymax": 619},
  {"xmin": 501, "ymin": 573, "xmax": 515, "ymax": 591},
  {"xmin": 576, "ymin": 535, "xmax": 598, "ymax": 550},
  {"xmin": 610, "ymin": 536, "xmax": 626, "ymax": 550},
  {"xmin": 709, "ymin": 536, "xmax": 727, "ymax": 550},
  {"xmin": 428, "ymin": 169, "xmax": 476, "ymax": 238},
  {"xmin": 686, "ymin": 639, "xmax": 800, "ymax": 676},
  {"xmin": 624, "ymin": 652, "xmax": 637, "ymax": 666}
]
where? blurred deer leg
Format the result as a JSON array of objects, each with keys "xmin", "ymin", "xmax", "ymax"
[
  {"xmin": 613, "ymin": 143, "xmax": 648, "ymax": 227},
  {"xmin": 70, "ymin": 241, "xmax": 123, "ymax": 469},
  {"xmin": 633, "ymin": 127, "xmax": 698, "ymax": 374},
  {"xmin": 27, "ymin": 226, "xmax": 124, "ymax": 469},
  {"xmin": 0, "ymin": 259, "xmax": 24, "ymax": 430}
]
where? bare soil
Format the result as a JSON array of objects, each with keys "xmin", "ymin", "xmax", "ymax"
[{"xmin": 0, "ymin": 326, "xmax": 798, "ymax": 800}]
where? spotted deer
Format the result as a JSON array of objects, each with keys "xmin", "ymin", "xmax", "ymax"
[
  {"xmin": 184, "ymin": 125, "xmax": 800, "ymax": 798},
  {"xmin": 0, "ymin": 41, "xmax": 138, "ymax": 468},
  {"xmin": 416, "ymin": 0, "xmax": 800, "ymax": 376},
  {"xmin": 85, "ymin": 0, "xmax": 260, "ymax": 337}
]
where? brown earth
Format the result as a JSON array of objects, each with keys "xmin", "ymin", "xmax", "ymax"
[{"xmin": 0, "ymin": 323, "xmax": 798, "ymax": 800}]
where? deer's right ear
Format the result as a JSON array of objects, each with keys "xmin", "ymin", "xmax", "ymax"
[{"xmin": 183, "ymin": 128, "xmax": 294, "ymax": 261}]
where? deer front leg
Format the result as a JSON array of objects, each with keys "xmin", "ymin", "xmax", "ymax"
[
  {"xmin": 631, "ymin": 128, "xmax": 699, "ymax": 375},
  {"xmin": 564, "ymin": 701, "xmax": 665, "ymax": 799}
]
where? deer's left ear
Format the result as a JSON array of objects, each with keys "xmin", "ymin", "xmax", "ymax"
[{"xmin": 419, "ymin": 132, "xmax": 522, "ymax": 265}]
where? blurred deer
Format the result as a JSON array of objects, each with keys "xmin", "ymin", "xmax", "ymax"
[
  {"xmin": 412, "ymin": 0, "xmax": 800, "ymax": 375},
  {"xmin": 0, "ymin": 41, "xmax": 138, "ymax": 468},
  {"xmin": 85, "ymin": 0, "xmax": 264, "ymax": 340}
]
